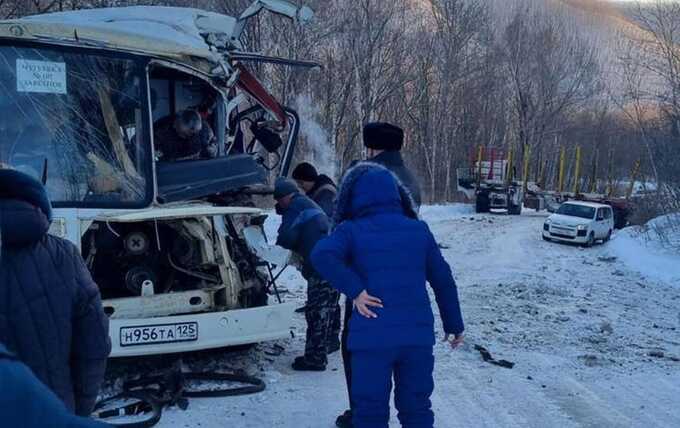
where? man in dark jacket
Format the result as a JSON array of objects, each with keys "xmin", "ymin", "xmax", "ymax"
[
  {"xmin": 334, "ymin": 122, "xmax": 424, "ymax": 427},
  {"xmin": 273, "ymin": 177, "xmax": 340, "ymax": 371},
  {"xmin": 292, "ymin": 162, "xmax": 337, "ymax": 218},
  {"xmin": 311, "ymin": 163, "xmax": 464, "ymax": 428},
  {"xmin": 0, "ymin": 169, "xmax": 111, "ymax": 417},
  {"xmin": 0, "ymin": 343, "xmax": 107, "ymax": 427},
  {"xmin": 364, "ymin": 122, "xmax": 422, "ymax": 209},
  {"xmin": 154, "ymin": 109, "xmax": 217, "ymax": 161},
  {"xmin": 291, "ymin": 162, "xmax": 341, "ymax": 352}
]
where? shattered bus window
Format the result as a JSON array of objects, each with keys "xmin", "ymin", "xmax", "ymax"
[{"xmin": 0, "ymin": 46, "xmax": 150, "ymax": 207}]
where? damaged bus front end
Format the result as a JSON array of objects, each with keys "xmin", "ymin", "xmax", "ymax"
[{"xmin": 0, "ymin": 2, "xmax": 317, "ymax": 357}]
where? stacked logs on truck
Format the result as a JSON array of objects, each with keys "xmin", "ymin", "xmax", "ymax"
[{"xmin": 472, "ymin": 142, "xmax": 652, "ymax": 229}]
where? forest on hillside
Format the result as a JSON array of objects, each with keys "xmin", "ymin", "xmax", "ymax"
[{"xmin": 1, "ymin": 0, "xmax": 679, "ymax": 219}]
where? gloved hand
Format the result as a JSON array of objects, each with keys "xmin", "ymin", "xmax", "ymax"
[{"xmin": 205, "ymin": 142, "xmax": 218, "ymax": 158}]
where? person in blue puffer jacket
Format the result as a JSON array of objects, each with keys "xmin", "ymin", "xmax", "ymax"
[
  {"xmin": 311, "ymin": 162, "xmax": 465, "ymax": 428},
  {"xmin": 273, "ymin": 177, "xmax": 340, "ymax": 371},
  {"xmin": 0, "ymin": 343, "xmax": 107, "ymax": 427}
]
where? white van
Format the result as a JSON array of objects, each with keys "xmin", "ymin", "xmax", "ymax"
[{"xmin": 543, "ymin": 201, "xmax": 614, "ymax": 247}]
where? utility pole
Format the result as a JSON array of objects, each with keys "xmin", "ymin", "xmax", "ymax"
[
  {"xmin": 606, "ymin": 148, "xmax": 614, "ymax": 197},
  {"xmin": 557, "ymin": 146, "xmax": 566, "ymax": 193},
  {"xmin": 573, "ymin": 146, "xmax": 582, "ymax": 195},
  {"xmin": 522, "ymin": 144, "xmax": 531, "ymax": 194},
  {"xmin": 506, "ymin": 146, "xmax": 514, "ymax": 187},
  {"xmin": 476, "ymin": 145, "xmax": 484, "ymax": 189},
  {"xmin": 589, "ymin": 149, "xmax": 599, "ymax": 194},
  {"xmin": 626, "ymin": 160, "xmax": 641, "ymax": 199}
]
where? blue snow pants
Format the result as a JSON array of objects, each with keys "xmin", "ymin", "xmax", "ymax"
[{"xmin": 351, "ymin": 346, "xmax": 435, "ymax": 428}]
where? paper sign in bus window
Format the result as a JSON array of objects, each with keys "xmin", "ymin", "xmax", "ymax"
[{"xmin": 16, "ymin": 59, "xmax": 67, "ymax": 94}]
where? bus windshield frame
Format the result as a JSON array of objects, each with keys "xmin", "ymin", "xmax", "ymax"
[{"xmin": 0, "ymin": 41, "xmax": 153, "ymax": 209}]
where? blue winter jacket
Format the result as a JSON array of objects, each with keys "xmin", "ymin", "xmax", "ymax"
[
  {"xmin": 276, "ymin": 192, "xmax": 330, "ymax": 279},
  {"xmin": 0, "ymin": 343, "xmax": 107, "ymax": 427},
  {"xmin": 311, "ymin": 163, "xmax": 464, "ymax": 351}
]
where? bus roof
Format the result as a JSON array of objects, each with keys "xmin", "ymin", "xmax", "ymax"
[{"xmin": 0, "ymin": 7, "xmax": 236, "ymax": 73}]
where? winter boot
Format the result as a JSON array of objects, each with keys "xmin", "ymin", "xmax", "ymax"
[
  {"xmin": 327, "ymin": 337, "xmax": 341, "ymax": 354},
  {"xmin": 336, "ymin": 409, "xmax": 353, "ymax": 428},
  {"xmin": 292, "ymin": 356, "xmax": 326, "ymax": 371}
]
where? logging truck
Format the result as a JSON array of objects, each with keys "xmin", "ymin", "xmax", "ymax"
[
  {"xmin": 457, "ymin": 147, "xmax": 524, "ymax": 215},
  {"xmin": 458, "ymin": 144, "xmax": 640, "ymax": 228}
]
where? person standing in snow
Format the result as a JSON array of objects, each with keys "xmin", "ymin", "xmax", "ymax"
[
  {"xmin": 0, "ymin": 168, "xmax": 111, "ymax": 417},
  {"xmin": 292, "ymin": 162, "xmax": 337, "ymax": 218},
  {"xmin": 0, "ymin": 343, "xmax": 107, "ymax": 427},
  {"xmin": 363, "ymin": 122, "xmax": 422, "ymax": 210},
  {"xmin": 311, "ymin": 163, "xmax": 464, "ymax": 428},
  {"xmin": 273, "ymin": 177, "xmax": 340, "ymax": 371},
  {"xmin": 292, "ymin": 162, "xmax": 342, "ymax": 353},
  {"xmin": 334, "ymin": 122, "xmax": 424, "ymax": 428}
]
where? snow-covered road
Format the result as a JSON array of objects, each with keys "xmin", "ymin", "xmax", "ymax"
[{"xmin": 108, "ymin": 206, "xmax": 680, "ymax": 428}]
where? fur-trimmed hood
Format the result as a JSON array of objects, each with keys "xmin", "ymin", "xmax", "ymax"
[{"xmin": 333, "ymin": 162, "xmax": 418, "ymax": 225}]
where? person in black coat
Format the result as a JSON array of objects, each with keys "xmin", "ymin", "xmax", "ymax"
[
  {"xmin": 335, "ymin": 122, "xmax": 424, "ymax": 428},
  {"xmin": 364, "ymin": 122, "xmax": 422, "ymax": 210},
  {"xmin": 0, "ymin": 169, "xmax": 111, "ymax": 417},
  {"xmin": 291, "ymin": 162, "xmax": 342, "ymax": 353},
  {"xmin": 273, "ymin": 177, "xmax": 340, "ymax": 371}
]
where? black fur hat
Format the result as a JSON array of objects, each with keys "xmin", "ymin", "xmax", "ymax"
[{"xmin": 363, "ymin": 122, "xmax": 404, "ymax": 151}]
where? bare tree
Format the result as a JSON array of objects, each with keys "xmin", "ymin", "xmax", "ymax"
[
  {"xmin": 499, "ymin": 2, "xmax": 601, "ymax": 162},
  {"xmin": 2, "ymin": 0, "xmax": 669, "ymax": 206},
  {"xmin": 616, "ymin": 0, "xmax": 680, "ymax": 226},
  {"xmin": 403, "ymin": 0, "xmax": 493, "ymax": 202}
]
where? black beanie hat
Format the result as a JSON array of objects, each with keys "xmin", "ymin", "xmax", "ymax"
[
  {"xmin": 0, "ymin": 169, "xmax": 53, "ymax": 221},
  {"xmin": 273, "ymin": 177, "xmax": 300, "ymax": 200},
  {"xmin": 363, "ymin": 122, "xmax": 404, "ymax": 151},
  {"xmin": 292, "ymin": 162, "xmax": 319, "ymax": 182}
]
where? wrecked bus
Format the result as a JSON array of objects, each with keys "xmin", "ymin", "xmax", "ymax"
[{"xmin": 0, "ymin": 2, "xmax": 316, "ymax": 357}]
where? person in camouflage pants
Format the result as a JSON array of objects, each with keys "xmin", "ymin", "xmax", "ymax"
[
  {"xmin": 292, "ymin": 162, "xmax": 341, "ymax": 354},
  {"xmin": 273, "ymin": 177, "xmax": 338, "ymax": 371},
  {"xmin": 303, "ymin": 276, "xmax": 340, "ymax": 367}
]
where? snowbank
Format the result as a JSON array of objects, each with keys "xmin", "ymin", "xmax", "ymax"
[
  {"xmin": 610, "ymin": 214, "xmax": 680, "ymax": 285},
  {"xmin": 419, "ymin": 204, "xmax": 474, "ymax": 222}
]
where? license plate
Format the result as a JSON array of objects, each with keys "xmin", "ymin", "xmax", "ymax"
[
  {"xmin": 120, "ymin": 322, "xmax": 198, "ymax": 347},
  {"xmin": 553, "ymin": 226, "xmax": 574, "ymax": 236}
]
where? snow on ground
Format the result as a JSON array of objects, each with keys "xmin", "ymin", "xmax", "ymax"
[
  {"xmin": 419, "ymin": 203, "xmax": 475, "ymax": 221},
  {"xmin": 105, "ymin": 204, "xmax": 680, "ymax": 428},
  {"xmin": 609, "ymin": 215, "xmax": 680, "ymax": 285}
]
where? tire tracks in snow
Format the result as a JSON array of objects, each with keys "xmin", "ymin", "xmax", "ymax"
[{"xmin": 430, "ymin": 210, "xmax": 680, "ymax": 428}]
